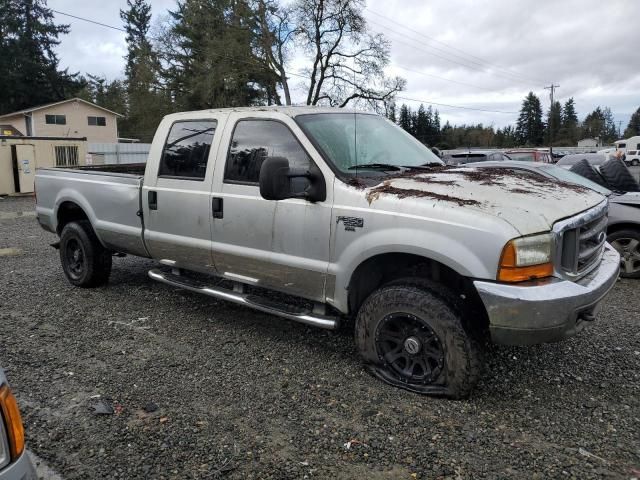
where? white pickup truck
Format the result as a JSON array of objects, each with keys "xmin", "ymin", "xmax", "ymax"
[{"xmin": 35, "ymin": 107, "xmax": 620, "ymax": 398}]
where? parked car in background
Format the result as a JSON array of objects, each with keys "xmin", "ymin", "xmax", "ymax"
[
  {"xmin": 623, "ymin": 149, "xmax": 640, "ymax": 167},
  {"xmin": 443, "ymin": 150, "xmax": 510, "ymax": 165},
  {"xmin": 0, "ymin": 369, "xmax": 36, "ymax": 480},
  {"xmin": 468, "ymin": 160, "xmax": 640, "ymax": 278},
  {"xmin": 504, "ymin": 149, "xmax": 552, "ymax": 163}
]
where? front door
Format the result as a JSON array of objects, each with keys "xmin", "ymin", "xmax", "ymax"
[
  {"xmin": 14, "ymin": 144, "xmax": 36, "ymax": 193},
  {"xmin": 210, "ymin": 113, "xmax": 332, "ymax": 301},
  {"xmin": 142, "ymin": 117, "xmax": 222, "ymax": 272}
]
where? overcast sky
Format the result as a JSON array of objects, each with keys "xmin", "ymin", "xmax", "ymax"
[{"xmin": 49, "ymin": 0, "xmax": 640, "ymax": 131}]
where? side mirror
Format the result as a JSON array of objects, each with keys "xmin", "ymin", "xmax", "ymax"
[{"xmin": 259, "ymin": 156, "xmax": 326, "ymax": 203}]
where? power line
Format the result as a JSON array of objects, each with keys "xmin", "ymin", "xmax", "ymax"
[
  {"xmin": 366, "ymin": 17, "xmax": 537, "ymax": 88},
  {"xmin": 52, "ymin": 9, "xmax": 127, "ymax": 32},
  {"xmin": 51, "ymin": 8, "xmax": 521, "ymax": 115},
  {"xmin": 366, "ymin": 8, "xmax": 548, "ymax": 85},
  {"xmin": 395, "ymin": 95, "xmax": 518, "ymax": 114}
]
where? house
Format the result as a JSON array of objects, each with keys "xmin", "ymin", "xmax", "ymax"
[
  {"xmin": 0, "ymin": 136, "xmax": 88, "ymax": 195},
  {"xmin": 577, "ymin": 138, "xmax": 600, "ymax": 148},
  {"xmin": 0, "ymin": 98, "xmax": 122, "ymax": 143}
]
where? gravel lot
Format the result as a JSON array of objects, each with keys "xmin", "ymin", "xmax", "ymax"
[{"xmin": 1, "ymin": 196, "xmax": 639, "ymax": 479}]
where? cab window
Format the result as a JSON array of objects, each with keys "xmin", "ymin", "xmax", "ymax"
[
  {"xmin": 225, "ymin": 120, "xmax": 312, "ymax": 189},
  {"xmin": 158, "ymin": 121, "xmax": 217, "ymax": 180}
]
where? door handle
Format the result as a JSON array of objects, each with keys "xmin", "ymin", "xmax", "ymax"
[
  {"xmin": 212, "ymin": 197, "xmax": 223, "ymax": 219},
  {"xmin": 148, "ymin": 191, "xmax": 158, "ymax": 210}
]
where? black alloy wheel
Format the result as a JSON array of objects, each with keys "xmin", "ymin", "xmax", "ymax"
[
  {"xmin": 64, "ymin": 238, "xmax": 86, "ymax": 280},
  {"xmin": 376, "ymin": 312, "xmax": 445, "ymax": 385}
]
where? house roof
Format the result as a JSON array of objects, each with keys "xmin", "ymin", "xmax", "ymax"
[{"xmin": 0, "ymin": 98, "xmax": 123, "ymax": 119}]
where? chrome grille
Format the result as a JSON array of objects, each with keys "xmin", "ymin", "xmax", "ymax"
[{"xmin": 554, "ymin": 202, "xmax": 608, "ymax": 279}]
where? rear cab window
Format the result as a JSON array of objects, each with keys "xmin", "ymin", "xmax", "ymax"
[{"xmin": 158, "ymin": 121, "xmax": 217, "ymax": 180}]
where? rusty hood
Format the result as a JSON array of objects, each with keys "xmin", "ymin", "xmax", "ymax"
[{"xmin": 363, "ymin": 167, "xmax": 606, "ymax": 235}]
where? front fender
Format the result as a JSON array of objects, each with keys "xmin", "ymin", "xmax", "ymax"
[{"xmin": 328, "ymin": 225, "xmax": 506, "ymax": 312}]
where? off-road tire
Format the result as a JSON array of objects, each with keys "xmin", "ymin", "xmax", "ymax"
[
  {"xmin": 599, "ymin": 158, "xmax": 640, "ymax": 192},
  {"xmin": 569, "ymin": 159, "xmax": 610, "ymax": 188},
  {"xmin": 608, "ymin": 229, "xmax": 640, "ymax": 279},
  {"xmin": 355, "ymin": 278, "xmax": 482, "ymax": 399},
  {"xmin": 59, "ymin": 220, "xmax": 112, "ymax": 287}
]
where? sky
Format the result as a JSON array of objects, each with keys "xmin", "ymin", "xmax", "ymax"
[{"xmin": 48, "ymin": 0, "xmax": 640, "ymax": 132}]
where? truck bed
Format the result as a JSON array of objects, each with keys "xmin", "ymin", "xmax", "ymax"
[{"xmin": 35, "ymin": 166, "xmax": 149, "ymax": 258}]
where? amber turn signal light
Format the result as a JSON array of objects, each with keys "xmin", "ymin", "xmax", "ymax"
[
  {"xmin": 0, "ymin": 385, "xmax": 25, "ymax": 461},
  {"xmin": 497, "ymin": 239, "xmax": 553, "ymax": 282}
]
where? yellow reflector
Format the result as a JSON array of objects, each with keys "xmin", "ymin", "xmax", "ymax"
[{"xmin": 0, "ymin": 385, "xmax": 25, "ymax": 460}]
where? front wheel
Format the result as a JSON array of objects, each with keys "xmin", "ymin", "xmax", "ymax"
[
  {"xmin": 59, "ymin": 220, "xmax": 112, "ymax": 287},
  {"xmin": 355, "ymin": 280, "xmax": 481, "ymax": 399},
  {"xmin": 608, "ymin": 229, "xmax": 640, "ymax": 278}
]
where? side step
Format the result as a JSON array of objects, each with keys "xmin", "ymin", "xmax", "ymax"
[{"xmin": 148, "ymin": 268, "xmax": 339, "ymax": 330}]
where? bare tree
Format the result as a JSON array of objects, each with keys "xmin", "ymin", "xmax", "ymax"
[
  {"xmin": 255, "ymin": 0, "xmax": 296, "ymax": 105},
  {"xmin": 293, "ymin": 0, "xmax": 404, "ymax": 107}
]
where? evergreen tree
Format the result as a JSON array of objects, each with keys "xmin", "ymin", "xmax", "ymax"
[
  {"xmin": 515, "ymin": 92, "xmax": 544, "ymax": 146},
  {"xmin": 583, "ymin": 107, "xmax": 618, "ymax": 144},
  {"xmin": 414, "ymin": 104, "xmax": 429, "ymax": 144},
  {"xmin": 384, "ymin": 102, "xmax": 397, "ymax": 123},
  {"xmin": 398, "ymin": 104, "xmax": 412, "ymax": 133},
  {"xmin": 624, "ymin": 106, "xmax": 640, "ymax": 138},
  {"xmin": 0, "ymin": 0, "xmax": 82, "ymax": 114},
  {"xmin": 161, "ymin": 0, "xmax": 277, "ymax": 109},
  {"xmin": 120, "ymin": 0, "xmax": 171, "ymax": 141},
  {"xmin": 544, "ymin": 100, "xmax": 562, "ymax": 146},
  {"xmin": 559, "ymin": 97, "xmax": 579, "ymax": 145}
]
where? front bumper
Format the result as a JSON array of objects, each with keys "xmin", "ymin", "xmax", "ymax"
[
  {"xmin": 474, "ymin": 245, "xmax": 620, "ymax": 345},
  {"xmin": 0, "ymin": 452, "xmax": 37, "ymax": 480}
]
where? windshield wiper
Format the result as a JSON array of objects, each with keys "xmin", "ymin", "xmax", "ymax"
[{"xmin": 347, "ymin": 163, "xmax": 402, "ymax": 171}]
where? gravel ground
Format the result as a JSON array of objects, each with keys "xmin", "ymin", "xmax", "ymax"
[{"xmin": 1, "ymin": 196, "xmax": 639, "ymax": 479}]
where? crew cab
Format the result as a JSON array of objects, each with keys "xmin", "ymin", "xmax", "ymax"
[{"xmin": 35, "ymin": 107, "xmax": 620, "ymax": 398}]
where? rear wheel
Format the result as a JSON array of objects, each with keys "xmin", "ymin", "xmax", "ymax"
[
  {"xmin": 608, "ymin": 229, "xmax": 640, "ymax": 278},
  {"xmin": 59, "ymin": 220, "xmax": 112, "ymax": 287},
  {"xmin": 355, "ymin": 279, "xmax": 481, "ymax": 399}
]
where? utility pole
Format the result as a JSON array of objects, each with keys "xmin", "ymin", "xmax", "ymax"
[
  {"xmin": 545, "ymin": 84, "xmax": 560, "ymax": 156},
  {"xmin": 617, "ymin": 120, "xmax": 623, "ymax": 139}
]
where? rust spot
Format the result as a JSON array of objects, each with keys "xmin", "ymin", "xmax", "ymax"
[
  {"xmin": 366, "ymin": 181, "xmax": 481, "ymax": 206},
  {"xmin": 347, "ymin": 177, "xmax": 368, "ymax": 190}
]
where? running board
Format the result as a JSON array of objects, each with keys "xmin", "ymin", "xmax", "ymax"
[{"xmin": 148, "ymin": 268, "xmax": 339, "ymax": 330}]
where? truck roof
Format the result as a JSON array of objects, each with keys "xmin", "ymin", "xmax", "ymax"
[{"xmin": 164, "ymin": 105, "xmax": 363, "ymax": 120}]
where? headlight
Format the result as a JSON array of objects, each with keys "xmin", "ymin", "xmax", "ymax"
[{"xmin": 498, "ymin": 233, "xmax": 553, "ymax": 282}]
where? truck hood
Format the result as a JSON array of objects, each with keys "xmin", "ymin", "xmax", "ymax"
[{"xmin": 363, "ymin": 167, "xmax": 605, "ymax": 235}]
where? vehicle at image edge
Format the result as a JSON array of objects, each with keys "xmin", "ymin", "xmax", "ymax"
[
  {"xmin": 468, "ymin": 160, "xmax": 640, "ymax": 278},
  {"xmin": 623, "ymin": 149, "xmax": 640, "ymax": 167},
  {"xmin": 504, "ymin": 149, "xmax": 552, "ymax": 163},
  {"xmin": 34, "ymin": 107, "xmax": 620, "ymax": 398},
  {"xmin": 442, "ymin": 150, "xmax": 510, "ymax": 165},
  {"xmin": 0, "ymin": 369, "xmax": 36, "ymax": 480}
]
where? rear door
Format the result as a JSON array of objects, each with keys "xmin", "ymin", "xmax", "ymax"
[
  {"xmin": 13, "ymin": 144, "xmax": 36, "ymax": 193},
  {"xmin": 142, "ymin": 115, "xmax": 223, "ymax": 272}
]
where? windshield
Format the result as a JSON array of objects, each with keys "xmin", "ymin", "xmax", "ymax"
[
  {"xmin": 508, "ymin": 152, "xmax": 536, "ymax": 162},
  {"xmin": 295, "ymin": 113, "xmax": 443, "ymax": 172},
  {"xmin": 540, "ymin": 165, "xmax": 611, "ymax": 195}
]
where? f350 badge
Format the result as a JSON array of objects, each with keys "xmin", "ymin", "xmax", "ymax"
[{"xmin": 337, "ymin": 216, "xmax": 364, "ymax": 232}]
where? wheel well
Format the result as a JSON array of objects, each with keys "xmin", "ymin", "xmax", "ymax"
[
  {"xmin": 607, "ymin": 222, "xmax": 640, "ymax": 235},
  {"xmin": 347, "ymin": 253, "xmax": 489, "ymax": 336},
  {"xmin": 56, "ymin": 202, "xmax": 89, "ymax": 235}
]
